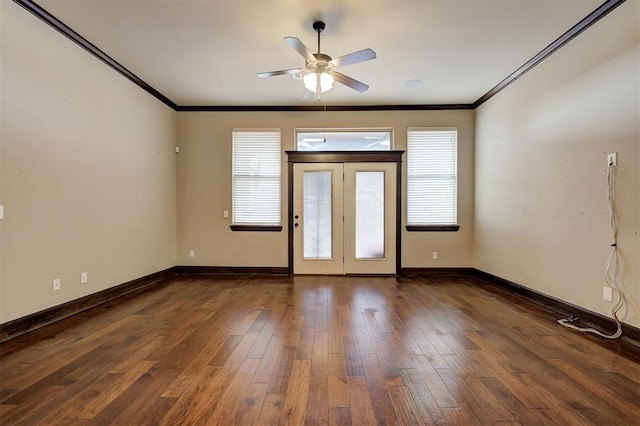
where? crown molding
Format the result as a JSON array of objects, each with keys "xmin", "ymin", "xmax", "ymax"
[
  {"xmin": 473, "ymin": 0, "xmax": 626, "ymax": 108},
  {"xmin": 13, "ymin": 0, "xmax": 178, "ymax": 110},
  {"xmin": 176, "ymin": 104, "xmax": 474, "ymax": 112},
  {"xmin": 14, "ymin": 0, "xmax": 626, "ymax": 112}
]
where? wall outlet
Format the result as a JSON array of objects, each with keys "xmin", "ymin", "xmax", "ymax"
[
  {"xmin": 607, "ymin": 153, "xmax": 617, "ymax": 167},
  {"xmin": 53, "ymin": 278, "xmax": 61, "ymax": 291},
  {"xmin": 189, "ymin": 250, "xmax": 195, "ymax": 258},
  {"xmin": 81, "ymin": 272, "xmax": 88, "ymax": 284},
  {"xmin": 432, "ymin": 251, "xmax": 438, "ymax": 260},
  {"xmin": 603, "ymin": 286, "xmax": 613, "ymax": 302}
]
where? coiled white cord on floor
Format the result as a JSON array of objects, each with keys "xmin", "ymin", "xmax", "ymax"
[{"xmin": 558, "ymin": 160, "xmax": 625, "ymax": 339}]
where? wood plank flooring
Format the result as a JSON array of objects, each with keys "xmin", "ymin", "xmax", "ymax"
[{"xmin": 1, "ymin": 275, "xmax": 638, "ymax": 425}]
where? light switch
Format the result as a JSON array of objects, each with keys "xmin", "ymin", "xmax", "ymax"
[{"xmin": 223, "ymin": 210, "xmax": 229, "ymax": 218}]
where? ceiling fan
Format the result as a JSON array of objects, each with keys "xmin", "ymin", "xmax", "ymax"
[{"xmin": 257, "ymin": 21, "xmax": 376, "ymax": 99}]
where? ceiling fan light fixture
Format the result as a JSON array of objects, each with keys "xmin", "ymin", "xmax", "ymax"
[
  {"xmin": 303, "ymin": 73, "xmax": 316, "ymax": 91},
  {"xmin": 303, "ymin": 72, "xmax": 334, "ymax": 93},
  {"xmin": 320, "ymin": 72, "xmax": 334, "ymax": 92}
]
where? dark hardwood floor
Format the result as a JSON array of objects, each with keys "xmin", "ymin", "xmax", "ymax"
[{"xmin": 0, "ymin": 275, "xmax": 638, "ymax": 425}]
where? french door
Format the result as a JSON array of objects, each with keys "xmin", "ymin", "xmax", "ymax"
[{"xmin": 292, "ymin": 162, "xmax": 397, "ymax": 275}]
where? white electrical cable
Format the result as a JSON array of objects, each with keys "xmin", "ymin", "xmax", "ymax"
[{"xmin": 558, "ymin": 161, "xmax": 625, "ymax": 339}]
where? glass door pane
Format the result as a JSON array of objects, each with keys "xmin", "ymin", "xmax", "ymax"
[
  {"xmin": 303, "ymin": 171, "xmax": 333, "ymax": 259},
  {"xmin": 355, "ymin": 171, "xmax": 385, "ymax": 259}
]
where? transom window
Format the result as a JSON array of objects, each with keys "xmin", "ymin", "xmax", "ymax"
[{"xmin": 296, "ymin": 129, "xmax": 392, "ymax": 151}]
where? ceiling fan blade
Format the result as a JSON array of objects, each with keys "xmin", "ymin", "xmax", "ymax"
[
  {"xmin": 256, "ymin": 68, "xmax": 302, "ymax": 78},
  {"xmin": 333, "ymin": 72, "xmax": 369, "ymax": 93},
  {"xmin": 331, "ymin": 48, "xmax": 376, "ymax": 68},
  {"xmin": 302, "ymin": 89, "xmax": 315, "ymax": 100},
  {"xmin": 284, "ymin": 37, "xmax": 315, "ymax": 62}
]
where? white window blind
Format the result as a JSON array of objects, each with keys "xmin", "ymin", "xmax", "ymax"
[
  {"xmin": 232, "ymin": 129, "xmax": 281, "ymax": 225},
  {"xmin": 407, "ymin": 128, "xmax": 457, "ymax": 225}
]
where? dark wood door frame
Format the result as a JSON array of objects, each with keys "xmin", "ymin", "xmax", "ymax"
[{"xmin": 285, "ymin": 150, "xmax": 404, "ymax": 275}]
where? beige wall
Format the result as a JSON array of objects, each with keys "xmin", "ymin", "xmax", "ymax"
[
  {"xmin": 5, "ymin": 0, "xmax": 635, "ymax": 334},
  {"xmin": 474, "ymin": 2, "xmax": 639, "ymax": 327},
  {"xmin": 1, "ymin": 3, "xmax": 178, "ymax": 323},
  {"xmin": 177, "ymin": 110, "xmax": 474, "ymax": 268}
]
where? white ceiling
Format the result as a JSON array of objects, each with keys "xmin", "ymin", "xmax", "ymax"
[{"xmin": 36, "ymin": 0, "xmax": 604, "ymax": 107}]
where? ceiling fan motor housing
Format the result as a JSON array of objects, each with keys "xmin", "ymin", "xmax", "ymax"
[{"xmin": 308, "ymin": 53, "xmax": 334, "ymax": 74}]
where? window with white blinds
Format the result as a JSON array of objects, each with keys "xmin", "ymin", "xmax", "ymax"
[
  {"xmin": 232, "ymin": 129, "xmax": 281, "ymax": 225},
  {"xmin": 407, "ymin": 128, "xmax": 457, "ymax": 225}
]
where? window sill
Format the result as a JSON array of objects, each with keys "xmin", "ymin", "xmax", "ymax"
[
  {"xmin": 405, "ymin": 225, "xmax": 460, "ymax": 232},
  {"xmin": 230, "ymin": 225, "xmax": 283, "ymax": 232}
]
